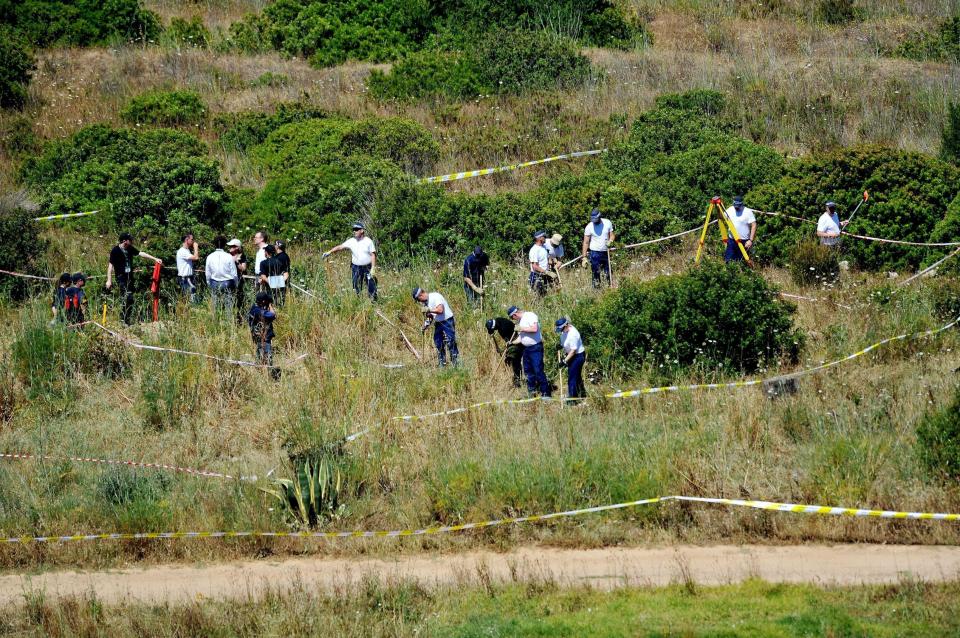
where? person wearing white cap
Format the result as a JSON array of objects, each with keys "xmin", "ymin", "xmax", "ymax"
[
  {"xmin": 555, "ymin": 317, "xmax": 586, "ymax": 400},
  {"xmin": 723, "ymin": 196, "xmax": 756, "ymax": 263},
  {"xmin": 581, "ymin": 208, "xmax": 614, "ymax": 288},
  {"xmin": 323, "ymin": 221, "xmax": 378, "ymax": 300},
  {"xmin": 817, "ymin": 201, "xmax": 846, "ymax": 247},
  {"xmin": 413, "ymin": 287, "xmax": 459, "ymax": 366},
  {"xmin": 529, "ymin": 230, "xmax": 555, "ymax": 297},
  {"xmin": 508, "ymin": 305, "xmax": 550, "ymax": 397}
]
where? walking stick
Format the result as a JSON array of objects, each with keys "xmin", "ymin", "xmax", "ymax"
[
  {"xmin": 479, "ymin": 273, "xmax": 484, "ymax": 314},
  {"xmin": 374, "ymin": 309, "xmax": 423, "ymax": 362},
  {"xmin": 558, "ymin": 350, "xmax": 565, "ymax": 409},
  {"xmin": 606, "ymin": 251, "xmax": 614, "ymax": 288},
  {"xmin": 495, "ymin": 331, "xmax": 517, "ymax": 373},
  {"xmin": 844, "ymin": 191, "xmax": 869, "ymax": 226}
]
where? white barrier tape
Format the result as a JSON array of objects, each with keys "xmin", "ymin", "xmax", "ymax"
[
  {"xmin": 0, "ymin": 452, "xmax": 256, "ymax": 482},
  {"xmin": 90, "ymin": 322, "xmax": 310, "ymax": 369},
  {"xmin": 558, "ymin": 222, "xmax": 714, "ymax": 270},
  {"xmin": 897, "ymin": 247, "xmax": 960, "ymax": 288},
  {"xmin": 345, "ymin": 316, "xmax": 958, "ymax": 440},
  {"xmin": 290, "ymin": 282, "xmax": 318, "ymax": 299},
  {"xmin": 33, "ymin": 210, "xmax": 99, "ymax": 222},
  {"xmin": 419, "ymin": 149, "xmax": 607, "ymax": 184},
  {"xmin": 0, "ymin": 268, "xmax": 54, "ymax": 281},
  {"xmin": 4, "ymin": 494, "xmax": 957, "ymax": 544},
  {"xmin": 756, "ymin": 210, "xmax": 960, "ymax": 247}
]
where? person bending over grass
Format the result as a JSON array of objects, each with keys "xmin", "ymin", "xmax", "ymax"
[{"xmin": 248, "ymin": 291, "xmax": 279, "ymax": 380}]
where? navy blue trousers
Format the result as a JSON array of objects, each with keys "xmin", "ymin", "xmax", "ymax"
[{"xmin": 522, "ymin": 342, "xmax": 551, "ymax": 397}]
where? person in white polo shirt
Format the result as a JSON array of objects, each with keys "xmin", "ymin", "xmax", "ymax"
[
  {"xmin": 175, "ymin": 233, "xmax": 199, "ymax": 303},
  {"xmin": 816, "ymin": 201, "xmax": 846, "ymax": 247},
  {"xmin": 508, "ymin": 305, "xmax": 551, "ymax": 397},
  {"xmin": 555, "ymin": 317, "xmax": 586, "ymax": 400},
  {"xmin": 723, "ymin": 196, "xmax": 756, "ymax": 263},
  {"xmin": 323, "ymin": 221, "xmax": 378, "ymax": 300},
  {"xmin": 581, "ymin": 208, "xmax": 615, "ymax": 288},
  {"xmin": 413, "ymin": 287, "xmax": 459, "ymax": 366},
  {"xmin": 528, "ymin": 230, "xmax": 555, "ymax": 297}
]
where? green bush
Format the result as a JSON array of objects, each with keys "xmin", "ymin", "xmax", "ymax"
[
  {"xmin": 0, "ymin": 27, "xmax": 34, "ymax": 110},
  {"xmin": 214, "ymin": 102, "xmax": 331, "ymax": 152},
  {"xmin": 1, "ymin": 0, "xmax": 160, "ymax": 47},
  {"xmin": 367, "ymin": 49, "xmax": 489, "ymax": 101},
  {"xmin": 164, "ymin": 16, "xmax": 209, "ymax": 49},
  {"xmin": 789, "ymin": 240, "xmax": 840, "ymax": 287},
  {"xmin": 97, "ymin": 467, "xmax": 170, "ymax": 506},
  {"xmin": 894, "ymin": 17, "xmax": 960, "ymax": 64},
  {"xmin": 748, "ymin": 145, "xmax": 960, "ymax": 272},
  {"xmin": 942, "ymin": 102, "xmax": 960, "ymax": 165},
  {"xmin": 120, "ymin": 89, "xmax": 207, "ymax": 126},
  {"xmin": 816, "ymin": 0, "xmax": 862, "ymax": 24},
  {"xmin": 571, "ymin": 260, "xmax": 803, "ymax": 379},
  {"xmin": 927, "ymin": 277, "xmax": 960, "ymax": 321},
  {"xmin": 916, "ymin": 388, "xmax": 960, "ymax": 480},
  {"xmin": 0, "ymin": 202, "xmax": 48, "ymax": 300},
  {"xmin": 0, "ymin": 115, "xmax": 39, "ymax": 157},
  {"xmin": 474, "ymin": 28, "xmax": 591, "ymax": 95}
]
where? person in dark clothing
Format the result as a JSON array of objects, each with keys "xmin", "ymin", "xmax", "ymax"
[
  {"xmin": 486, "ymin": 317, "xmax": 523, "ymax": 387},
  {"xmin": 247, "ymin": 291, "xmax": 279, "ymax": 380},
  {"xmin": 227, "ymin": 239, "xmax": 247, "ymax": 325},
  {"xmin": 272, "ymin": 240, "xmax": 291, "ymax": 305},
  {"xmin": 259, "ymin": 244, "xmax": 287, "ymax": 306},
  {"xmin": 64, "ymin": 273, "xmax": 88, "ymax": 324},
  {"xmin": 51, "ymin": 273, "xmax": 71, "ymax": 323},
  {"xmin": 105, "ymin": 232, "xmax": 162, "ymax": 325},
  {"xmin": 462, "ymin": 246, "xmax": 489, "ymax": 307}
]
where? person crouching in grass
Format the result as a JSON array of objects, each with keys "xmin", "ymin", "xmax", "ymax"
[{"xmin": 248, "ymin": 291, "xmax": 280, "ymax": 380}]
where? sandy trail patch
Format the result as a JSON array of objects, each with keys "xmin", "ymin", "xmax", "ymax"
[{"xmin": 3, "ymin": 544, "xmax": 960, "ymax": 606}]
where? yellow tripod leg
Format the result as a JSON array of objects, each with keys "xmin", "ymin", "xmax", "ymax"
[
  {"xmin": 694, "ymin": 202, "xmax": 715, "ymax": 264},
  {"xmin": 719, "ymin": 204, "xmax": 751, "ymax": 263}
]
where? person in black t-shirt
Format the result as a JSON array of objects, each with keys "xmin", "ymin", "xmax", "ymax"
[
  {"xmin": 105, "ymin": 232, "xmax": 163, "ymax": 324},
  {"xmin": 486, "ymin": 317, "xmax": 522, "ymax": 387},
  {"xmin": 273, "ymin": 240, "xmax": 291, "ymax": 305}
]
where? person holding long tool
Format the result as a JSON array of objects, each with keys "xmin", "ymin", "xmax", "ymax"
[
  {"xmin": 529, "ymin": 231, "xmax": 555, "ymax": 297},
  {"xmin": 486, "ymin": 317, "xmax": 522, "ymax": 387},
  {"xmin": 546, "ymin": 233, "xmax": 564, "ymax": 290},
  {"xmin": 723, "ymin": 196, "xmax": 756, "ymax": 263},
  {"xmin": 555, "ymin": 317, "xmax": 586, "ymax": 401},
  {"xmin": 816, "ymin": 201, "xmax": 847, "ymax": 247},
  {"xmin": 508, "ymin": 305, "xmax": 551, "ymax": 397},
  {"xmin": 105, "ymin": 232, "xmax": 163, "ymax": 325},
  {"xmin": 413, "ymin": 287, "xmax": 459, "ymax": 367},
  {"xmin": 462, "ymin": 246, "xmax": 488, "ymax": 307},
  {"xmin": 323, "ymin": 221, "xmax": 378, "ymax": 300},
  {"xmin": 581, "ymin": 208, "xmax": 615, "ymax": 288}
]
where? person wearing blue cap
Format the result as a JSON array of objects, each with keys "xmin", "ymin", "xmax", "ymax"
[
  {"xmin": 323, "ymin": 221, "xmax": 377, "ymax": 300},
  {"xmin": 508, "ymin": 305, "xmax": 551, "ymax": 397},
  {"xmin": 555, "ymin": 317, "xmax": 586, "ymax": 400},
  {"xmin": 581, "ymin": 208, "xmax": 615, "ymax": 288},
  {"xmin": 817, "ymin": 201, "xmax": 846, "ymax": 247},
  {"xmin": 462, "ymin": 246, "xmax": 489, "ymax": 306},
  {"xmin": 723, "ymin": 196, "xmax": 756, "ymax": 263},
  {"xmin": 413, "ymin": 287, "xmax": 459, "ymax": 367},
  {"xmin": 529, "ymin": 230, "xmax": 555, "ymax": 297}
]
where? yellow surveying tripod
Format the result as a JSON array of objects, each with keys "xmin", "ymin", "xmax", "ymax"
[{"xmin": 694, "ymin": 196, "xmax": 752, "ymax": 265}]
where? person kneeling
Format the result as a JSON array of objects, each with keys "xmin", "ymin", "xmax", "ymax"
[{"xmin": 248, "ymin": 292, "xmax": 280, "ymax": 380}]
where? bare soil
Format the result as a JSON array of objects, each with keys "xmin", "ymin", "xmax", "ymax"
[{"xmin": 4, "ymin": 544, "xmax": 960, "ymax": 606}]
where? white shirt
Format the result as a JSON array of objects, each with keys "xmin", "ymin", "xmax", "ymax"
[
  {"xmin": 817, "ymin": 212, "xmax": 841, "ymax": 246},
  {"xmin": 341, "ymin": 236, "xmax": 376, "ymax": 266},
  {"xmin": 175, "ymin": 246, "xmax": 195, "ymax": 277},
  {"xmin": 724, "ymin": 206, "xmax": 756, "ymax": 242},
  {"xmin": 561, "ymin": 326, "xmax": 585, "ymax": 355},
  {"xmin": 427, "ymin": 292, "xmax": 452, "ymax": 322},
  {"xmin": 584, "ymin": 219, "xmax": 613, "ymax": 251},
  {"xmin": 254, "ymin": 246, "xmax": 267, "ymax": 276},
  {"xmin": 205, "ymin": 249, "xmax": 238, "ymax": 283},
  {"xmin": 529, "ymin": 243, "xmax": 549, "ymax": 272},
  {"xmin": 547, "ymin": 242, "xmax": 564, "ymax": 260},
  {"xmin": 517, "ymin": 311, "xmax": 542, "ymax": 347}
]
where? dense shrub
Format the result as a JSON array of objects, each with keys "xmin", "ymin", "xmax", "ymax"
[
  {"xmin": 1, "ymin": 0, "xmax": 160, "ymax": 47},
  {"xmin": 0, "ymin": 27, "xmax": 34, "ymax": 109},
  {"xmin": 21, "ymin": 124, "xmax": 224, "ymax": 254},
  {"xmin": 916, "ymin": 388, "xmax": 960, "ymax": 480},
  {"xmin": 895, "ymin": 17, "xmax": 960, "ymax": 64},
  {"xmin": 0, "ymin": 115, "xmax": 40, "ymax": 157},
  {"xmin": 0, "ymin": 202, "xmax": 48, "ymax": 300},
  {"xmin": 367, "ymin": 49, "xmax": 489, "ymax": 101},
  {"xmin": 748, "ymin": 145, "xmax": 960, "ymax": 271},
  {"xmin": 571, "ymin": 260, "xmax": 803, "ymax": 378},
  {"xmin": 816, "ymin": 0, "xmax": 862, "ymax": 25},
  {"xmin": 789, "ymin": 240, "xmax": 840, "ymax": 287},
  {"xmin": 214, "ymin": 102, "xmax": 331, "ymax": 152},
  {"xmin": 164, "ymin": 16, "xmax": 209, "ymax": 49},
  {"xmin": 927, "ymin": 276, "xmax": 960, "ymax": 321},
  {"xmin": 942, "ymin": 102, "xmax": 960, "ymax": 165},
  {"xmin": 120, "ymin": 89, "xmax": 207, "ymax": 126}
]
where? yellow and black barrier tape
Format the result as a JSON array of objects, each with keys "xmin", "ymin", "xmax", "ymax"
[
  {"xmin": 3, "ymin": 495, "xmax": 957, "ymax": 544},
  {"xmin": 418, "ymin": 149, "xmax": 606, "ymax": 184},
  {"xmin": 33, "ymin": 210, "xmax": 100, "ymax": 222}
]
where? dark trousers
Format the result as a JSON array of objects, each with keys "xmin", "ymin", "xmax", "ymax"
[
  {"xmin": 433, "ymin": 318, "xmax": 459, "ymax": 366},
  {"xmin": 528, "ymin": 272, "xmax": 546, "ymax": 297},
  {"xmin": 566, "ymin": 351, "xmax": 586, "ymax": 399},
  {"xmin": 724, "ymin": 238, "xmax": 748, "ymax": 263},
  {"xmin": 522, "ymin": 342, "xmax": 551, "ymax": 397},
  {"xmin": 177, "ymin": 275, "xmax": 196, "ymax": 303},
  {"xmin": 269, "ymin": 285, "xmax": 287, "ymax": 306},
  {"xmin": 351, "ymin": 264, "xmax": 377, "ymax": 300},
  {"xmin": 589, "ymin": 250, "xmax": 610, "ymax": 288},
  {"xmin": 117, "ymin": 276, "xmax": 135, "ymax": 325},
  {"xmin": 505, "ymin": 343, "xmax": 523, "ymax": 387},
  {"xmin": 254, "ymin": 337, "xmax": 280, "ymax": 380},
  {"xmin": 464, "ymin": 283, "xmax": 480, "ymax": 306}
]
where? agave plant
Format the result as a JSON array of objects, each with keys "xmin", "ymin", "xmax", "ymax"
[{"xmin": 261, "ymin": 454, "xmax": 344, "ymax": 528}]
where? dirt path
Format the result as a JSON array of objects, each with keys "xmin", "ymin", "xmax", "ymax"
[{"xmin": 4, "ymin": 544, "xmax": 960, "ymax": 606}]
